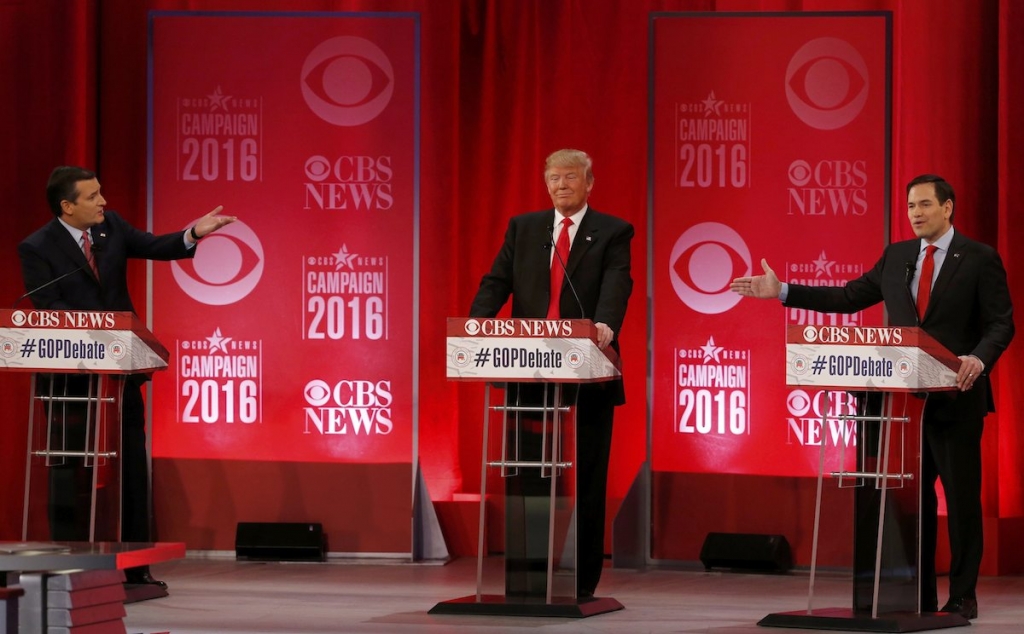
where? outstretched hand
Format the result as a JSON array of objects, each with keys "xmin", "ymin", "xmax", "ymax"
[
  {"xmin": 190, "ymin": 205, "xmax": 237, "ymax": 241},
  {"xmin": 730, "ymin": 258, "xmax": 782, "ymax": 300}
]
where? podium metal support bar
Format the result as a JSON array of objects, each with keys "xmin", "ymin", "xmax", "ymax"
[
  {"xmin": 88, "ymin": 375, "xmax": 104, "ymax": 543},
  {"xmin": 21, "ymin": 375, "xmax": 37, "ymax": 540},
  {"xmin": 474, "ymin": 386, "xmax": 491, "ymax": 600},
  {"xmin": 30, "ymin": 451, "xmax": 118, "ymax": 459},
  {"xmin": 871, "ymin": 394, "xmax": 895, "ymax": 619},
  {"xmin": 829, "ymin": 472, "xmax": 912, "ymax": 481},
  {"xmin": 806, "ymin": 391, "xmax": 829, "ymax": 613},
  {"xmin": 545, "ymin": 384, "xmax": 561, "ymax": 605}
]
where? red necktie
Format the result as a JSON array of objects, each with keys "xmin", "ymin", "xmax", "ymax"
[
  {"xmin": 547, "ymin": 217, "xmax": 573, "ymax": 319},
  {"xmin": 82, "ymin": 230, "xmax": 99, "ymax": 279},
  {"xmin": 916, "ymin": 244, "xmax": 937, "ymax": 321}
]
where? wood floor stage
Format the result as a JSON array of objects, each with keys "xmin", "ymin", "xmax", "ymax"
[{"xmin": 123, "ymin": 555, "xmax": 1024, "ymax": 634}]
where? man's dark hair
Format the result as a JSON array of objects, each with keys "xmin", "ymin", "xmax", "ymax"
[
  {"xmin": 907, "ymin": 174, "xmax": 955, "ymax": 222},
  {"xmin": 46, "ymin": 166, "xmax": 96, "ymax": 217}
]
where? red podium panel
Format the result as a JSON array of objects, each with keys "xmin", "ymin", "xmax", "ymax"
[
  {"xmin": 433, "ymin": 319, "xmax": 623, "ymax": 618},
  {"xmin": 0, "ymin": 309, "xmax": 169, "ymax": 374},
  {"xmin": 446, "ymin": 318, "xmax": 620, "ymax": 383},
  {"xmin": 786, "ymin": 325, "xmax": 959, "ymax": 392}
]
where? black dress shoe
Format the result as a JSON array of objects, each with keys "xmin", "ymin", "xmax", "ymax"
[
  {"xmin": 940, "ymin": 597, "xmax": 978, "ymax": 620},
  {"xmin": 124, "ymin": 570, "xmax": 168, "ymax": 589}
]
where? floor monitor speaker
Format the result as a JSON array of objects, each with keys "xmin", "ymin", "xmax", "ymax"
[
  {"xmin": 699, "ymin": 532, "xmax": 792, "ymax": 572},
  {"xmin": 235, "ymin": 522, "xmax": 325, "ymax": 562}
]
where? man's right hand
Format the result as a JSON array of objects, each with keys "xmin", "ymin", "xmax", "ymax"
[{"xmin": 729, "ymin": 258, "xmax": 781, "ymax": 300}]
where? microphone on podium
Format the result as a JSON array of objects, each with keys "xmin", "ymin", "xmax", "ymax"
[{"xmin": 12, "ymin": 263, "xmax": 89, "ymax": 309}]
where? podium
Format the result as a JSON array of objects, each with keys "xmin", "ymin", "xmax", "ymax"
[
  {"xmin": 0, "ymin": 308, "xmax": 169, "ymax": 544},
  {"xmin": 430, "ymin": 318, "xmax": 624, "ymax": 617},
  {"xmin": 758, "ymin": 326, "xmax": 969, "ymax": 632}
]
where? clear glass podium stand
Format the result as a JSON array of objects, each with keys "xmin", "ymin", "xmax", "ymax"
[
  {"xmin": 759, "ymin": 326, "xmax": 970, "ymax": 632},
  {"xmin": 24, "ymin": 373, "xmax": 124, "ymax": 543},
  {"xmin": 431, "ymin": 318, "xmax": 623, "ymax": 618},
  {"xmin": 0, "ymin": 309, "xmax": 170, "ymax": 545}
]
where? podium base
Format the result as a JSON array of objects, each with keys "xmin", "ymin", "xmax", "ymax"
[
  {"xmin": 123, "ymin": 582, "xmax": 169, "ymax": 604},
  {"xmin": 758, "ymin": 607, "xmax": 969, "ymax": 632},
  {"xmin": 428, "ymin": 594, "xmax": 623, "ymax": 618}
]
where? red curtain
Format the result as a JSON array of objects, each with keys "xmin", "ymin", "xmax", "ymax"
[{"xmin": 2, "ymin": 0, "xmax": 1021, "ymax": 568}]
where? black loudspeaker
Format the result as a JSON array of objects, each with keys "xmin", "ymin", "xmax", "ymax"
[
  {"xmin": 699, "ymin": 532, "xmax": 792, "ymax": 572},
  {"xmin": 235, "ymin": 522, "xmax": 326, "ymax": 562}
]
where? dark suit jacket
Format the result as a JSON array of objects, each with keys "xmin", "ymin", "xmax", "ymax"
[
  {"xmin": 469, "ymin": 207, "xmax": 634, "ymax": 403},
  {"xmin": 785, "ymin": 230, "xmax": 1014, "ymax": 420},
  {"xmin": 18, "ymin": 210, "xmax": 194, "ymax": 312}
]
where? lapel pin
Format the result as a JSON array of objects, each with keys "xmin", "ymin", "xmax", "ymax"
[{"xmin": 586, "ymin": 236, "xmax": 592, "ymax": 242}]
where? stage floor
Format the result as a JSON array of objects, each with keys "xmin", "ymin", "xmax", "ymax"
[{"xmin": 124, "ymin": 556, "xmax": 1024, "ymax": 634}]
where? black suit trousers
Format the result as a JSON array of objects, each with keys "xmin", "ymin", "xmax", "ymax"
[
  {"xmin": 574, "ymin": 383, "xmax": 615, "ymax": 595},
  {"xmin": 919, "ymin": 397, "xmax": 985, "ymax": 606}
]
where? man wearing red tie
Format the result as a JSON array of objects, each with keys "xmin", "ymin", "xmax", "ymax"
[
  {"xmin": 470, "ymin": 149, "xmax": 633, "ymax": 598},
  {"xmin": 18, "ymin": 166, "xmax": 235, "ymax": 591},
  {"xmin": 731, "ymin": 174, "xmax": 1015, "ymax": 620}
]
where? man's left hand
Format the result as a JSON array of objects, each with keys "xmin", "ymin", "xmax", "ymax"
[
  {"xmin": 189, "ymin": 205, "xmax": 237, "ymax": 242},
  {"xmin": 594, "ymin": 322, "xmax": 614, "ymax": 350},
  {"xmin": 956, "ymin": 355, "xmax": 984, "ymax": 391}
]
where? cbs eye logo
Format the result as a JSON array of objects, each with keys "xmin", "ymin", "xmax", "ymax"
[
  {"xmin": 171, "ymin": 220, "xmax": 264, "ymax": 306},
  {"xmin": 301, "ymin": 36, "xmax": 395, "ymax": 127},
  {"xmin": 668, "ymin": 222, "xmax": 751, "ymax": 315},
  {"xmin": 786, "ymin": 389, "xmax": 813, "ymax": 418},
  {"xmin": 785, "ymin": 37, "xmax": 869, "ymax": 131}
]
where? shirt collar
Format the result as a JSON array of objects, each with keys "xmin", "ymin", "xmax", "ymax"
[
  {"xmin": 554, "ymin": 204, "xmax": 588, "ymax": 228},
  {"xmin": 58, "ymin": 217, "xmax": 88, "ymax": 243},
  {"xmin": 923, "ymin": 226, "xmax": 955, "ymax": 253}
]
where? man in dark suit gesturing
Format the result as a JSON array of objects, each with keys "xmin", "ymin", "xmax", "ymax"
[
  {"xmin": 470, "ymin": 149, "xmax": 633, "ymax": 598},
  {"xmin": 18, "ymin": 166, "xmax": 235, "ymax": 588},
  {"xmin": 730, "ymin": 174, "xmax": 1014, "ymax": 619}
]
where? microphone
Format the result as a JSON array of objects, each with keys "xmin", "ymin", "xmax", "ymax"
[
  {"xmin": 548, "ymin": 224, "xmax": 586, "ymax": 320},
  {"xmin": 543, "ymin": 223, "xmax": 555, "ymax": 250},
  {"xmin": 12, "ymin": 264, "xmax": 89, "ymax": 309},
  {"xmin": 904, "ymin": 260, "xmax": 916, "ymax": 286}
]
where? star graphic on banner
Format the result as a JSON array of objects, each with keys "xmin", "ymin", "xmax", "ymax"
[
  {"xmin": 811, "ymin": 251, "xmax": 835, "ymax": 278},
  {"xmin": 333, "ymin": 245, "xmax": 359, "ymax": 270},
  {"xmin": 206, "ymin": 327, "xmax": 232, "ymax": 354},
  {"xmin": 700, "ymin": 336, "xmax": 723, "ymax": 364},
  {"xmin": 207, "ymin": 86, "xmax": 231, "ymax": 112},
  {"xmin": 701, "ymin": 91, "xmax": 723, "ymax": 117}
]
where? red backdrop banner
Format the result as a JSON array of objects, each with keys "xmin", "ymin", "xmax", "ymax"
[
  {"xmin": 3, "ymin": 0, "xmax": 1021, "ymax": 570},
  {"xmin": 149, "ymin": 13, "xmax": 418, "ymax": 464},
  {"xmin": 651, "ymin": 14, "xmax": 889, "ymax": 477}
]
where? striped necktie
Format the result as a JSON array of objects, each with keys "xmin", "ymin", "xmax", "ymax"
[{"xmin": 82, "ymin": 230, "xmax": 99, "ymax": 279}]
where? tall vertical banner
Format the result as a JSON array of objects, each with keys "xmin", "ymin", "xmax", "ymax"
[
  {"xmin": 651, "ymin": 14, "xmax": 891, "ymax": 477},
  {"xmin": 149, "ymin": 13, "xmax": 418, "ymax": 549}
]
